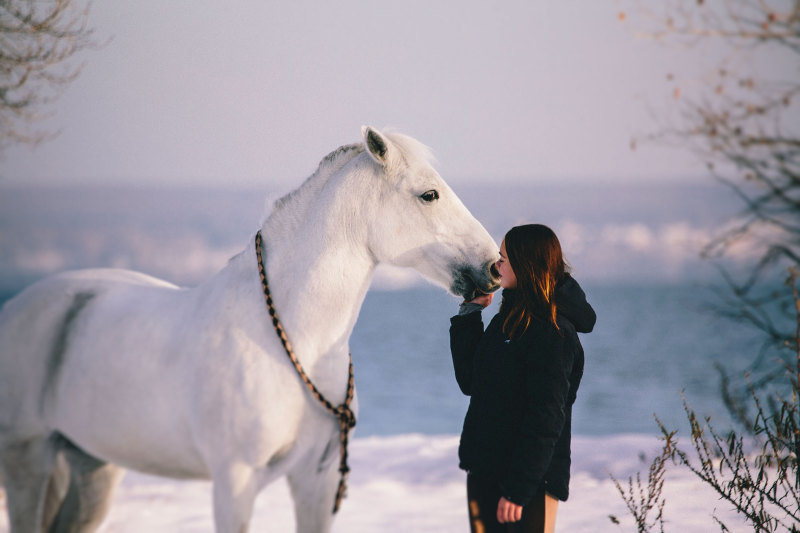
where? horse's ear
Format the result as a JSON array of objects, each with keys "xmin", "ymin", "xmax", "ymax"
[{"xmin": 362, "ymin": 126, "xmax": 393, "ymax": 166}]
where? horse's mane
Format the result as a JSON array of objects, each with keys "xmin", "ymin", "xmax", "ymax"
[{"xmin": 266, "ymin": 143, "xmax": 364, "ymax": 221}]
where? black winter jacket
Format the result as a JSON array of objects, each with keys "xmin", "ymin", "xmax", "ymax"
[{"xmin": 450, "ymin": 275, "xmax": 595, "ymax": 505}]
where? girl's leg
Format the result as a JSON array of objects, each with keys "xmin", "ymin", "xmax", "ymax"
[
  {"xmin": 466, "ymin": 473, "xmax": 504, "ymax": 533},
  {"xmin": 467, "ymin": 475, "xmax": 560, "ymax": 533},
  {"xmin": 515, "ymin": 491, "xmax": 559, "ymax": 533},
  {"xmin": 543, "ymin": 492, "xmax": 559, "ymax": 533}
]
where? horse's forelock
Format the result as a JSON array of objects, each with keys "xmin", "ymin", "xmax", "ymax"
[{"xmin": 382, "ymin": 132, "xmax": 436, "ymax": 168}]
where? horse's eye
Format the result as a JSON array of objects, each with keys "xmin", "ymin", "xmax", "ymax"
[{"xmin": 420, "ymin": 190, "xmax": 439, "ymax": 203}]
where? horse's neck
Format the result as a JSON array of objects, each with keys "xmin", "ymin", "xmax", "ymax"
[{"xmin": 256, "ymin": 178, "xmax": 375, "ymax": 365}]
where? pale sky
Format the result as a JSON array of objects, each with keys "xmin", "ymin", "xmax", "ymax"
[{"xmin": 0, "ymin": 0, "xmax": 774, "ymax": 188}]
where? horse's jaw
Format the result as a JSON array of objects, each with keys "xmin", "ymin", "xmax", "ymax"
[{"xmin": 384, "ymin": 244, "xmax": 500, "ymax": 301}]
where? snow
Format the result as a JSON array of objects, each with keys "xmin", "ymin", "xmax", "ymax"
[{"xmin": 0, "ymin": 433, "xmax": 752, "ymax": 532}]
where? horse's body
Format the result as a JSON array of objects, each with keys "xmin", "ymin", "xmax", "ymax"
[{"xmin": 0, "ymin": 127, "xmax": 499, "ymax": 532}]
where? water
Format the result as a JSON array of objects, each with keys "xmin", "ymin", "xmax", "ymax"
[
  {"xmin": 0, "ymin": 283, "xmax": 765, "ymax": 437},
  {"xmin": 0, "ymin": 183, "xmax": 769, "ymax": 438},
  {"xmin": 0, "ymin": 276, "xmax": 770, "ymax": 438},
  {"xmin": 348, "ymin": 284, "xmax": 765, "ymax": 437}
]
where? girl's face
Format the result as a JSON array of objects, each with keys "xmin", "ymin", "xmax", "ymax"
[{"xmin": 496, "ymin": 240, "xmax": 517, "ymax": 289}]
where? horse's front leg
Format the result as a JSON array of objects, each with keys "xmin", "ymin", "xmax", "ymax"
[
  {"xmin": 287, "ymin": 437, "xmax": 343, "ymax": 533},
  {"xmin": 211, "ymin": 463, "xmax": 258, "ymax": 533}
]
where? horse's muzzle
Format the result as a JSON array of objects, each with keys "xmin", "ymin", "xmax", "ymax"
[{"xmin": 452, "ymin": 261, "xmax": 501, "ymax": 300}]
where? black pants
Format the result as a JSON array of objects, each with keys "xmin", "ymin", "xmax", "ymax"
[{"xmin": 466, "ymin": 474, "xmax": 549, "ymax": 533}]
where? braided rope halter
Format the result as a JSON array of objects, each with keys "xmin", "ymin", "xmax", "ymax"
[{"xmin": 255, "ymin": 231, "xmax": 356, "ymax": 514}]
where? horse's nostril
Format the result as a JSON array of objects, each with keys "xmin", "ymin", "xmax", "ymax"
[{"xmin": 490, "ymin": 263, "xmax": 500, "ymax": 279}]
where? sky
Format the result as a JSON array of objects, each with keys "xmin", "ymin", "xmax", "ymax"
[{"xmin": 0, "ymin": 0, "xmax": 760, "ymax": 189}]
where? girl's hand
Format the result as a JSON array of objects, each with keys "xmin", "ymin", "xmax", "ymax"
[
  {"xmin": 497, "ymin": 496, "xmax": 522, "ymax": 523},
  {"xmin": 467, "ymin": 292, "xmax": 493, "ymax": 308}
]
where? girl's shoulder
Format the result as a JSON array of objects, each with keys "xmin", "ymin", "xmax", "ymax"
[{"xmin": 485, "ymin": 311, "xmax": 506, "ymax": 330}]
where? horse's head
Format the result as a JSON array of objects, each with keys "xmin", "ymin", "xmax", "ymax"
[{"xmin": 357, "ymin": 126, "xmax": 500, "ymax": 299}]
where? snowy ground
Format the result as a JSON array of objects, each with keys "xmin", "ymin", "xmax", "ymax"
[{"xmin": 0, "ymin": 434, "xmax": 750, "ymax": 532}]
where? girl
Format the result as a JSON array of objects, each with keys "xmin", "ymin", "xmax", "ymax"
[{"xmin": 450, "ymin": 224, "xmax": 595, "ymax": 533}]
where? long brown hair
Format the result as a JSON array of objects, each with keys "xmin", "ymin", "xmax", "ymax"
[{"xmin": 500, "ymin": 224, "xmax": 567, "ymax": 339}]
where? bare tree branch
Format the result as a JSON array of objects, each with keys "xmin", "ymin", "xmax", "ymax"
[
  {"xmin": 615, "ymin": 3, "xmax": 800, "ymax": 530},
  {"xmin": 0, "ymin": 0, "xmax": 96, "ymax": 155},
  {"xmin": 623, "ymin": 0, "xmax": 800, "ymax": 417}
]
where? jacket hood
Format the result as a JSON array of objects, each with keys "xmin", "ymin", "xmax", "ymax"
[{"xmin": 555, "ymin": 274, "xmax": 596, "ymax": 333}]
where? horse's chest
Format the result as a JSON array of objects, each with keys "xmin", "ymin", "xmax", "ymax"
[{"xmin": 191, "ymin": 351, "xmax": 342, "ymax": 463}]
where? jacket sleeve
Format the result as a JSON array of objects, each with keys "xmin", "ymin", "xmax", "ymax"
[
  {"xmin": 449, "ymin": 311, "xmax": 484, "ymax": 395},
  {"xmin": 500, "ymin": 327, "xmax": 573, "ymax": 505}
]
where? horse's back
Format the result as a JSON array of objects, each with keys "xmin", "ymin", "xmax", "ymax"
[
  {"xmin": 0, "ymin": 268, "xmax": 179, "ymax": 354},
  {"xmin": 0, "ymin": 268, "xmax": 180, "ymax": 440},
  {"xmin": 2, "ymin": 268, "xmax": 177, "ymax": 311}
]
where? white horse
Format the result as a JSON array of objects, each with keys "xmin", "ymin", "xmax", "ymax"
[{"xmin": 0, "ymin": 127, "xmax": 500, "ymax": 533}]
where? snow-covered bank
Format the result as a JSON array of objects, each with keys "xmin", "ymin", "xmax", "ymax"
[{"xmin": 0, "ymin": 434, "xmax": 750, "ymax": 532}]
